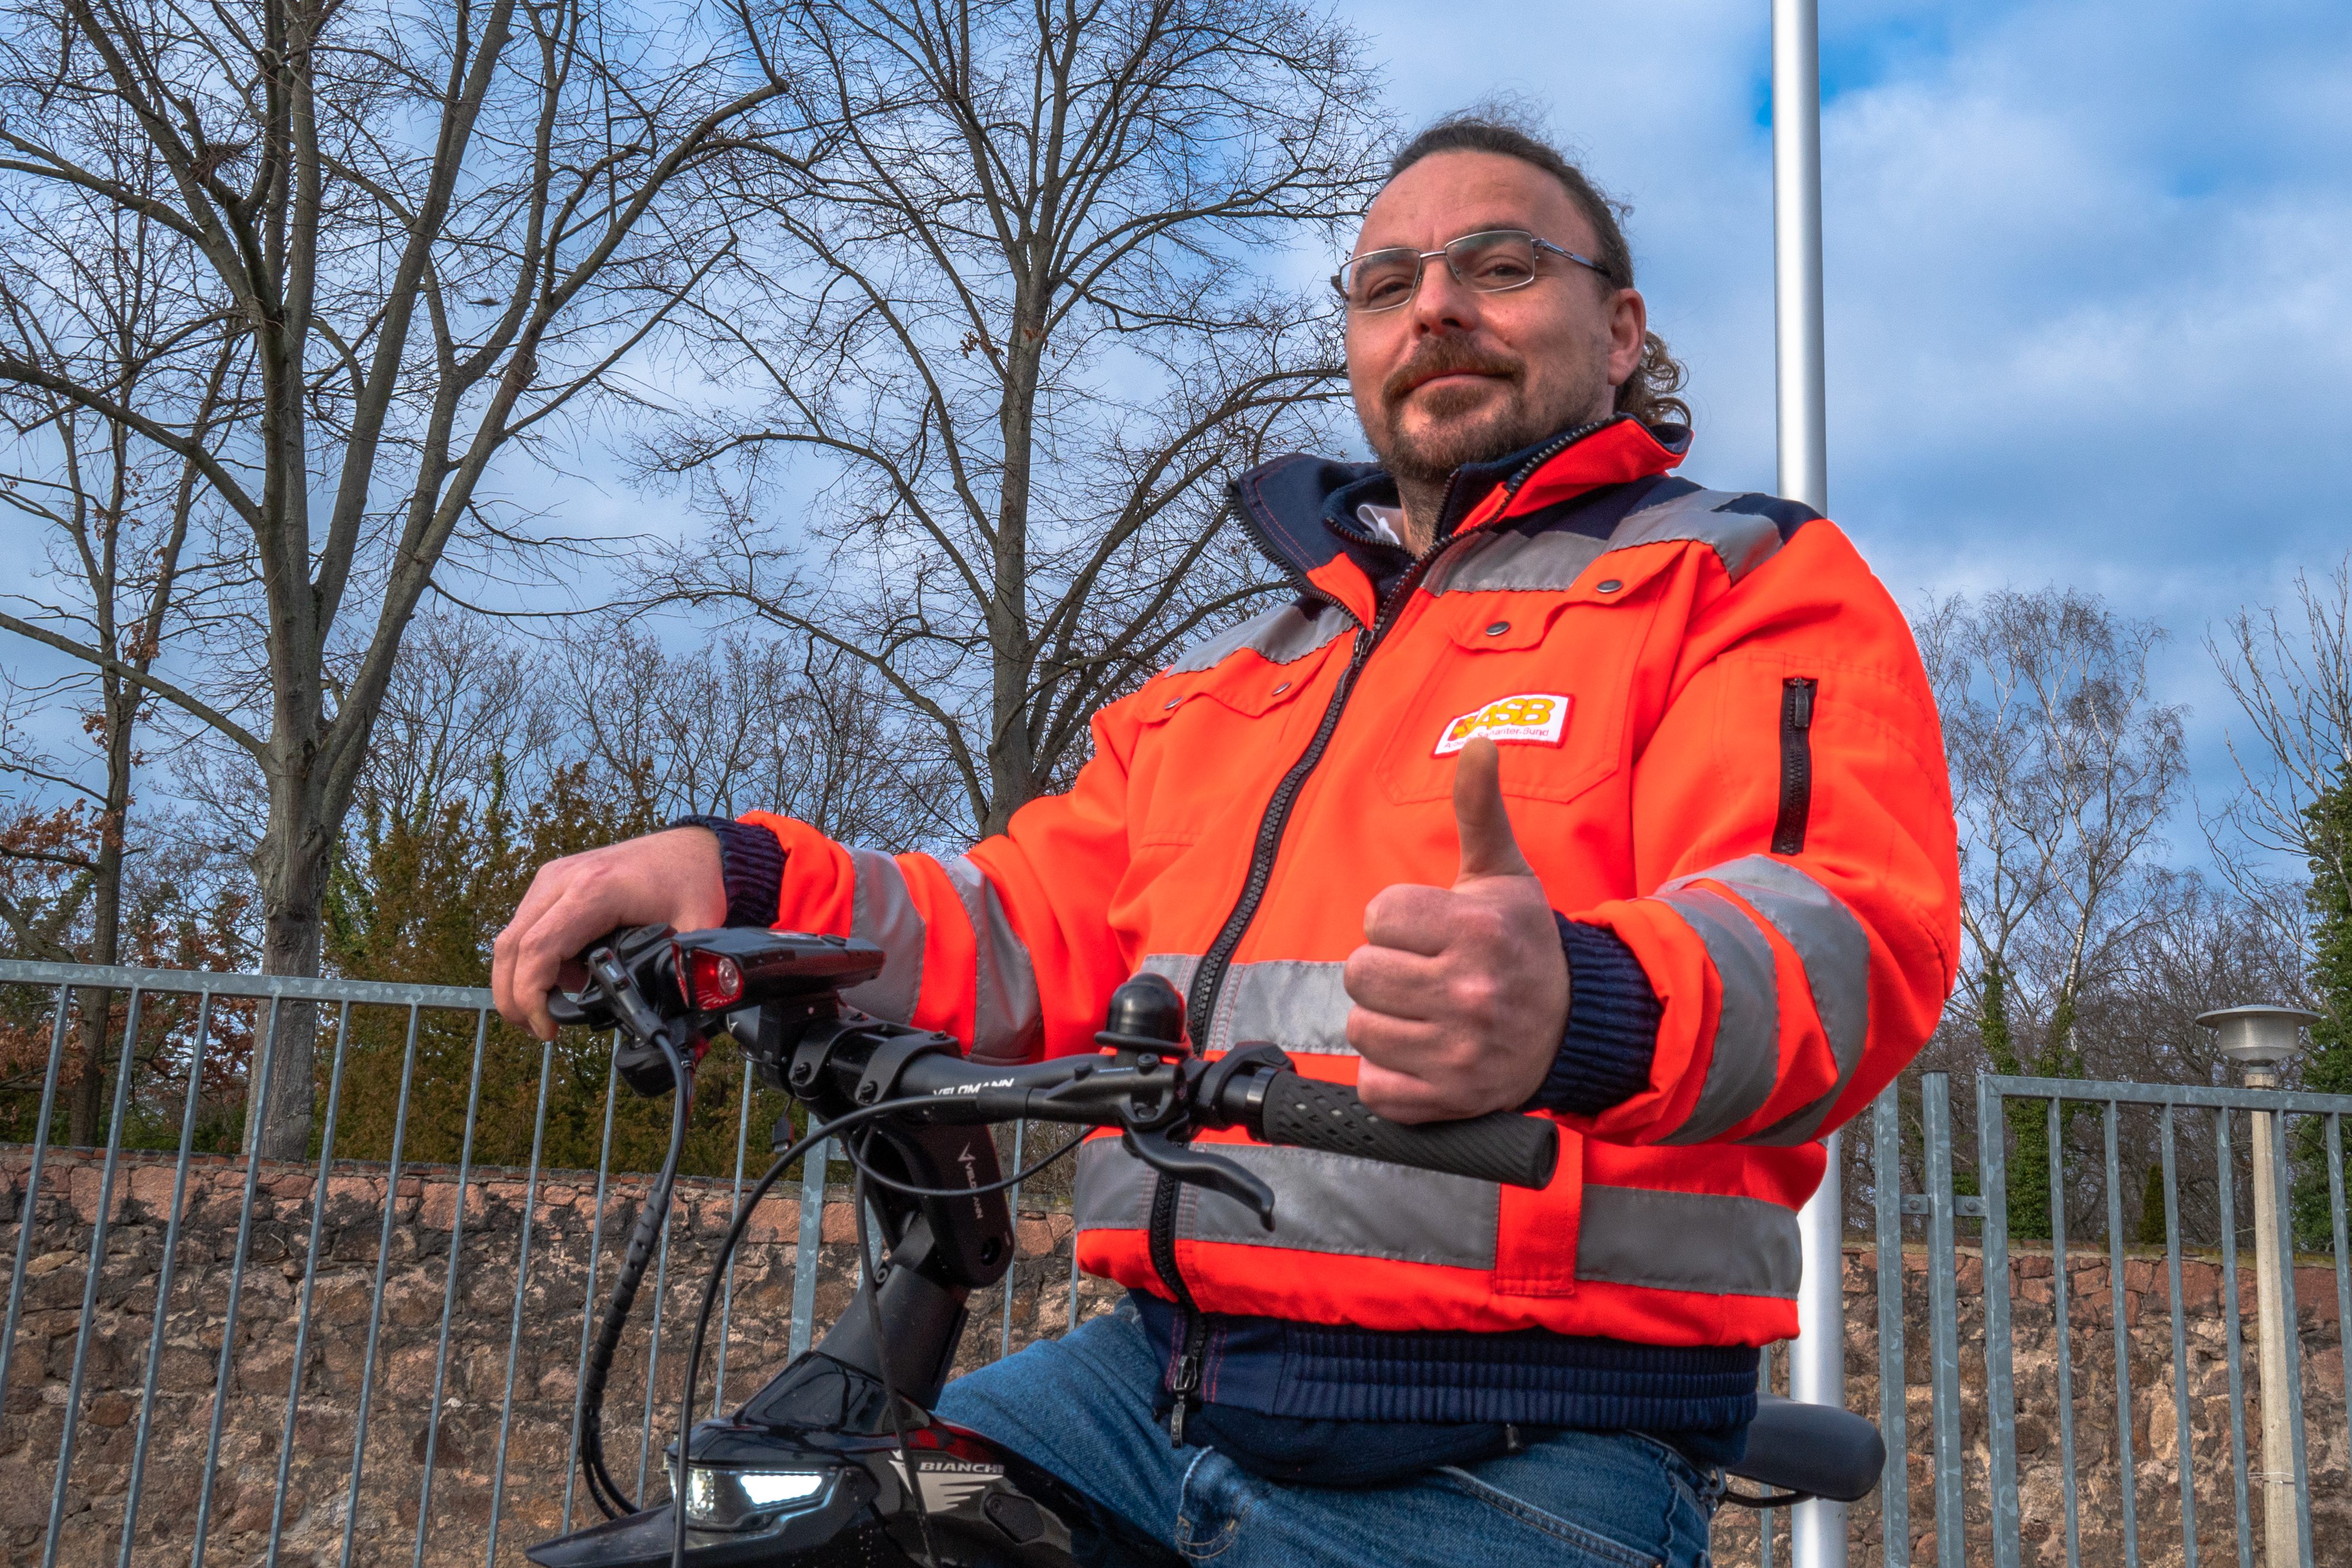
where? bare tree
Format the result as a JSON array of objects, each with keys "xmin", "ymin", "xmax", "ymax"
[
  {"xmin": 0, "ymin": 157, "xmax": 234, "ymax": 1142},
  {"xmin": 1915, "ymin": 587, "xmax": 2189, "ymax": 1233},
  {"xmin": 0, "ymin": 0, "xmax": 789, "ymax": 1154},
  {"xmin": 2206, "ymin": 558, "xmax": 2352, "ymax": 966},
  {"xmin": 2206, "ymin": 556, "xmax": 2352, "ymax": 1243},
  {"xmin": 655, "ymin": 0, "xmax": 1385, "ymax": 838},
  {"xmin": 557, "ymin": 624, "xmax": 952, "ymax": 850},
  {"xmin": 355, "ymin": 612, "xmax": 564, "ymax": 821}
]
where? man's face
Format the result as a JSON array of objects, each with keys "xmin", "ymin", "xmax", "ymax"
[{"xmin": 1345, "ymin": 152, "xmax": 1648, "ymax": 486}]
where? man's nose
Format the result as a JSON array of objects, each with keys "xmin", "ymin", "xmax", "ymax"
[{"xmin": 1406, "ymin": 257, "xmax": 1486, "ymax": 333}]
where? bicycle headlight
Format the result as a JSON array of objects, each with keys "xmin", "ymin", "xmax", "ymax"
[{"xmin": 675, "ymin": 1462, "xmax": 831, "ymax": 1532}]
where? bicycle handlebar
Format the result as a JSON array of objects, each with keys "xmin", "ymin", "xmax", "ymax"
[
  {"xmin": 890, "ymin": 1043, "xmax": 1559, "ymax": 1190},
  {"xmin": 552, "ymin": 925, "xmax": 1559, "ymax": 1192}
]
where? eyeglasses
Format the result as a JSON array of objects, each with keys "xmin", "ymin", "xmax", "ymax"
[{"xmin": 1330, "ymin": 229, "xmax": 1612, "ymax": 313}]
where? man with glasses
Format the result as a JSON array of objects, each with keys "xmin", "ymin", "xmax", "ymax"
[{"xmin": 495, "ymin": 116, "xmax": 1958, "ymax": 1567}]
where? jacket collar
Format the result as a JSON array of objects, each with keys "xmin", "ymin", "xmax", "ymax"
[{"xmin": 1225, "ymin": 417, "xmax": 1691, "ymax": 623}]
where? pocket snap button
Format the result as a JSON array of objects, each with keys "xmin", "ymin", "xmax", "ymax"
[
  {"xmin": 1164, "ymin": 698, "xmax": 1180, "ymax": 710},
  {"xmin": 1272, "ymin": 682, "xmax": 1290, "ymax": 695},
  {"xmin": 1597, "ymin": 579, "xmax": 1623, "ymax": 593},
  {"xmin": 1484, "ymin": 621, "xmax": 1510, "ymax": 636}
]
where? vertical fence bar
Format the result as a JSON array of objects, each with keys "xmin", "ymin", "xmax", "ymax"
[
  {"xmin": 2101, "ymin": 1102, "xmax": 2141, "ymax": 1568},
  {"xmin": 411, "ymin": 1010, "xmax": 491, "ymax": 1568},
  {"xmin": 1760, "ymin": 1341, "xmax": 1778, "ymax": 1567},
  {"xmin": 561, "ymin": 1038, "xmax": 624, "ymax": 1533},
  {"xmin": 2051, "ymin": 1096, "xmax": 2081, "ymax": 1568},
  {"xmin": 1001, "ymin": 1118, "xmax": 1026, "ymax": 1361},
  {"xmin": 2329, "ymin": 1113, "xmax": 2351, "ymax": 1476},
  {"xmin": 2217, "ymin": 1110, "xmax": 2253, "ymax": 1568},
  {"xmin": 485, "ymin": 1039, "xmax": 558, "ymax": 1568},
  {"xmin": 190, "ymin": 993, "xmax": 284, "ymax": 1568},
  {"xmin": 1977, "ymin": 1076, "xmax": 2019, "ymax": 1568},
  {"xmin": 1067, "ymin": 1230, "xmax": 1082, "ymax": 1335},
  {"xmin": 262, "ymin": 1000, "xmax": 353, "ymax": 1568},
  {"xmin": 2159, "ymin": 1106, "xmax": 2198, "ymax": 1568},
  {"xmin": 636, "ymin": 1190, "xmax": 677, "ymax": 1501},
  {"xmin": 714, "ymin": 1052, "xmax": 754, "ymax": 1411},
  {"xmin": 41, "ymin": 987, "xmax": 145, "ymax": 1568},
  {"xmin": 1872, "ymin": 1084, "xmax": 1908, "ymax": 1568},
  {"xmin": 340, "ymin": 1004, "xmax": 424, "ymax": 1568},
  {"xmin": 789, "ymin": 1136, "xmax": 829, "ymax": 1359},
  {"xmin": 0, "ymin": 987, "xmax": 74, "ymax": 1409},
  {"xmin": 118, "ymin": 992, "xmax": 214, "ymax": 1568},
  {"xmin": 1920, "ymin": 1073, "xmax": 1964, "ymax": 1568},
  {"xmin": 2263, "ymin": 1110, "xmax": 2312, "ymax": 1566}
]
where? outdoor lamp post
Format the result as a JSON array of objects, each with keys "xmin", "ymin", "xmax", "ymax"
[{"xmin": 2197, "ymin": 1003, "xmax": 2317, "ymax": 1568}]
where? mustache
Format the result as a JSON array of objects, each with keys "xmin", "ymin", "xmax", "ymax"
[{"xmin": 1382, "ymin": 341, "xmax": 1523, "ymax": 403}]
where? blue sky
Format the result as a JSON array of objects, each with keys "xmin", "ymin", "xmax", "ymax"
[
  {"xmin": 1337, "ymin": 0, "xmax": 2352, "ymax": 873},
  {"xmin": 5, "ymin": 0, "xmax": 2347, "ymax": 881}
]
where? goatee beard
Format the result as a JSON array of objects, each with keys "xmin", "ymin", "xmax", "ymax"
[{"xmin": 1370, "ymin": 388, "xmax": 1554, "ymax": 484}]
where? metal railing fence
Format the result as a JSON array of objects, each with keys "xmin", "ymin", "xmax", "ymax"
[
  {"xmin": 0, "ymin": 960, "xmax": 1094, "ymax": 1568},
  {"xmin": 1873, "ymin": 1069, "xmax": 2351, "ymax": 1568},
  {"xmin": 8, "ymin": 960, "xmax": 2349, "ymax": 1568}
]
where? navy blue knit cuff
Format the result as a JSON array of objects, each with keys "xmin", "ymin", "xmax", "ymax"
[
  {"xmin": 670, "ymin": 815, "xmax": 784, "ymax": 930},
  {"xmin": 1526, "ymin": 915, "xmax": 1662, "ymax": 1116}
]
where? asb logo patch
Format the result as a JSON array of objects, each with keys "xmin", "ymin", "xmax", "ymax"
[{"xmin": 1433, "ymin": 692, "xmax": 1572, "ymax": 756}]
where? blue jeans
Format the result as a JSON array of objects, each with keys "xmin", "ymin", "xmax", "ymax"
[{"xmin": 937, "ymin": 1301, "xmax": 1721, "ymax": 1568}]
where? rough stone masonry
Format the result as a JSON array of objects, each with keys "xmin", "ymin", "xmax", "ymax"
[{"xmin": 2, "ymin": 1146, "xmax": 2345, "ymax": 1568}]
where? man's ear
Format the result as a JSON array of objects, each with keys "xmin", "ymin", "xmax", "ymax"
[{"xmin": 1607, "ymin": 288, "xmax": 1648, "ymax": 388}]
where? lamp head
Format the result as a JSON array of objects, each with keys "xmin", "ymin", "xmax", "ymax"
[{"xmin": 2194, "ymin": 1004, "xmax": 2320, "ymax": 1069}]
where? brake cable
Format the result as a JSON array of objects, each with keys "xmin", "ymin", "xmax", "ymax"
[
  {"xmin": 577, "ymin": 1029, "xmax": 693, "ymax": 1521},
  {"xmin": 836, "ymin": 1123, "xmax": 1086, "ymax": 1200}
]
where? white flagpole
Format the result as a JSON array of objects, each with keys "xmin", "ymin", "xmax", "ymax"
[{"xmin": 1773, "ymin": 2, "xmax": 1845, "ymax": 1566}]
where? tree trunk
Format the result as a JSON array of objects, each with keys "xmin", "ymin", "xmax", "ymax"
[
  {"xmin": 245, "ymin": 773, "xmax": 328, "ymax": 1160},
  {"xmin": 982, "ymin": 303, "xmax": 1046, "ymax": 838},
  {"xmin": 66, "ymin": 683, "xmax": 135, "ymax": 1147}
]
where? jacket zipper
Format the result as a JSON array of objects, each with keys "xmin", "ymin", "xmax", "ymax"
[
  {"xmin": 1154, "ymin": 526, "xmax": 1436, "ymax": 1445},
  {"xmin": 1771, "ymin": 676, "xmax": 1817, "ymax": 854},
  {"xmin": 1151, "ymin": 428, "xmax": 1607, "ymax": 1442},
  {"xmin": 1157, "ymin": 612, "xmax": 1385, "ymax": 1443}
]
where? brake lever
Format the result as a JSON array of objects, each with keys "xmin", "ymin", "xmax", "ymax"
[{"xmin": 1120, "ymin": 1127, "xmax": 1277, "ymax": 1232}]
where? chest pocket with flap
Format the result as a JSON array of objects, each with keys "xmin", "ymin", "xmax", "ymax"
[
  {"xmin": 1130, "ymin": 633, "xmax": 1342, "ymax": 845},
  {"xmin": 1374, "ymin": 556, "xmax": 1666, "ymax": 807}
]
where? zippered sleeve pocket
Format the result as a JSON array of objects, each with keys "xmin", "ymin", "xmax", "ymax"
[{"xmin": 1771, "ymin": 676, "xmax": 1817, "ymax": 854}]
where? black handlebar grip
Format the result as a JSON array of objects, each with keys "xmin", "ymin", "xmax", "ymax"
[{"xmin": 1257, "ymin": 1072, "xmax": 1558, "ymax": 1189}]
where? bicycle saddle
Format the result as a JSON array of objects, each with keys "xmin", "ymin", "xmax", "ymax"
[{"xmin": 1722, "ymin": 1395, "xmax": 1885, "ymax": 1504}]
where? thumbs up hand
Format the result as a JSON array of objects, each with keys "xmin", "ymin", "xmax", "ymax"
[{"xmin": 1344, "ymin": 737, "xmax": 1572, "ymax": 1124}]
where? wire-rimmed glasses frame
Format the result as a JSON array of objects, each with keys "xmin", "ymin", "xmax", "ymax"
[{"xmin": 1330, "ymin": 229, "xmax": 1613, "ymax": 314}]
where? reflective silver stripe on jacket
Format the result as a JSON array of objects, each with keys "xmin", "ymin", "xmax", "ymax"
[
  {"xmin": 840, "ymin": 847, "xmax": 926, "ymax": 1023},
  {"xmin": 1164, "ymin": 601, "xmax": 1355, "ymax": 675},
  {"xmin": 1660, "ymin": 855, "xmax": 1870, "ymax": 1146},
  {"xmin": 1425, "ymin": 485, "xmax": 1788, "ymax": 595},
  {"xmin": 941, "ymin": 856, "xmax": 1044, "ymax": 1063},
  {"xmin": 1651, "ymin": 886, "xmax": 1780, "ymax": 1144},
  {"xmin": 1072, "ymin": 1137, "xmax": 1495, "ymax": 1268},
  {"xmin": 1138, "ymin": 954, "xmax": 1356, "ymax": 1056},
  {"xmin": 1073, "ymin": 1143, "xmax": 1800, "ymax": 1298},
  {"xmin": 1575, "ymin": 1183, "xmax": 1802, "ymax": 1298}
]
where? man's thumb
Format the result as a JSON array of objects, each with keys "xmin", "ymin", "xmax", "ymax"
[{"xmin": 1452, "ymin": 736, "xmax": 1535, "ymax": 882}]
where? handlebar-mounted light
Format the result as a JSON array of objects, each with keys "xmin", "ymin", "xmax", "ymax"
[
  {"xmin": 667, "ymin": 928, "xmax": 888, "ymax": 1015},
  {"xmin": 679, "ymin": 947, "xmax": 746, "ymax": 1012}
]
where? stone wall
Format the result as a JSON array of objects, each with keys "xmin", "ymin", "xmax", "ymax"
[
  {"xmin": 1711, "ymin": 1245, "xmax": 2348, "ymax": 1568},
  {"xmin": 3, "ymin": 1147, "xmax": 2346, "ymax": 1568},
  {"xmin": 0, "ymin": 1147, "xmax": 1119, "ymax": 1568}
]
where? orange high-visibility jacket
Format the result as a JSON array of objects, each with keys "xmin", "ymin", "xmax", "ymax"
[{"xmin": 741, "ymin": 417, "xmax": 1960, "ymax": 1349}]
